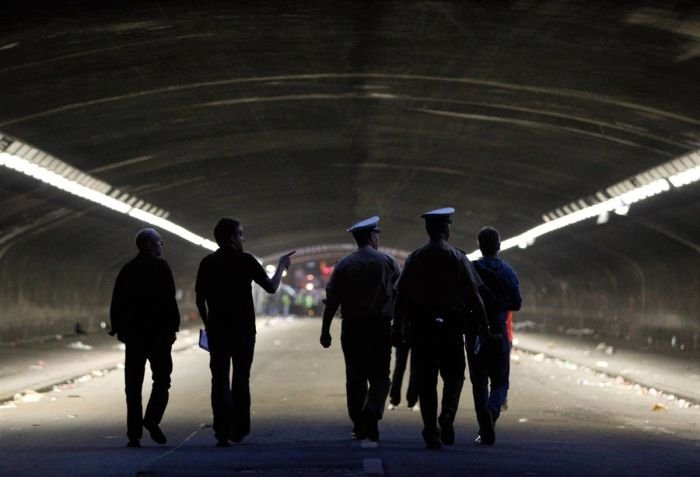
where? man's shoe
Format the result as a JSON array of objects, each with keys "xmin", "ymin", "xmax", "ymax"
[
  {"xmin": 215, "ymin": 440, "xmax": 231, "ymax": 447},
  {"xmin": 126, "ymin": 439, "xmax": 141, "ymax": 448},
  {"xmin": 476, "ymin": 409, "xmax": 495, "ymax": 445},
  {"xmin": 425, "ymin": 437, "xmax": 442, "ymax": 449},
  {"xmin": 352, "ymin": 422, "xmax": 366, "ymax": 440},
  {"xmin": 143, "ymin": 419, "xmax": 167, "ymax": 445},
  {"xmin": 364, "ymin": 415, "xmax": 379, "ymax": 442},
  {"xmin": 422, "ymin": 429, "xmax": 442, "ymax": 449},
  {"xmin": 438, "ymin": 415, "xmax": 455, "ymax": 446}
]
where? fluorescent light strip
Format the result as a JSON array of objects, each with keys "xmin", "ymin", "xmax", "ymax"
[
  {"xmin": 1, "ymin": 135, "xmax": 697, "ymax": 259},
  {"xmin": 467, "ymin": 150, "xmax": 700, "ymax": 260},
  {"xmin": 669, "ymin": 165, "xmax": 700, "ymax": 187},
  {"xmin": 0, "ymin": 149, "xmax": 217, "ymax": 251}
]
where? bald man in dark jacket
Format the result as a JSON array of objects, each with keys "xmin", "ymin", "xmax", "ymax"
[{"xmin": 110, "ymin": 228, "xmax": 180, "ymax": 448}]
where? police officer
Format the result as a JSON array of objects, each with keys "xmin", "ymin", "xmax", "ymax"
[
  {"xmin": 394, "ymin": 208, "xmax": 489, "ymax": 449},
  {"xmin": 195, "ymin": 217, "xmax": 294, "ymax": 446},
  {"xmin": 110, "ymin": 228, "xmax": 179, "ymax": 448},
  {"xmin": 467, "ymin": 226, "xmax": 522, "ymax": 446},
  {"xmin": 320, "ymin": 216, "xmax": 401, "ymax": 441}
]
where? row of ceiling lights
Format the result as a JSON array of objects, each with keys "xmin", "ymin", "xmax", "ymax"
[{"xmin": 1, "ymin": 133, "xmax": 698, "ymax": 261}]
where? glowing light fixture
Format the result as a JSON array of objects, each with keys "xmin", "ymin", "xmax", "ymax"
[
  {"xmin": 2, "ymin": 134, "xmax": 698, "ymax": 260},
  {"xmin": 468, "ymin": 149, "xmax": 700, "ymax": 260},
  {"xmin": 0, "ymin": 135, "xmax": 217, "ymax": 251}
]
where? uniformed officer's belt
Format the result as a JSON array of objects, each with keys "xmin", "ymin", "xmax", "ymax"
[{"xmin": 342, "ymin": 314, "xmax": 391, "ymax": 322}]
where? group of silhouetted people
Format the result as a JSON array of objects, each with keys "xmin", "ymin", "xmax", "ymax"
[
  {"xmin": 110, "ymin": 218, "xmax": 293, "ymax": 448},
  {"xmin": 110, "ymin": 209, "xmax": 520, "ymax": 450},
  {"xmin": 320, "ymin": 208, "xmax": 521, "ymax": 449}
]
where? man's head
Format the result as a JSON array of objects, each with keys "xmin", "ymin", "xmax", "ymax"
[
  {"xmin": 421, "ymin": 207, "xmax": 454, "ymax": 242},
  {"xmin": 135, "ymin": 228, "xmax": 163, "ymax": 257},
  {"xmin": 347, "ymin": 216, "xmax": 381, "ymax": 250},
  {"xmin": 477, "ymin": 226, "xmax": 500, "ymax": 257},
  {"xmin": 214, "ymin": 217, "xmax": 244, "ymax": 250}
]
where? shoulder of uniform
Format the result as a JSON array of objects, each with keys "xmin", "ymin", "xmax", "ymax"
[{"xmin": 333, "ymin": 254, "xmax": 351, "ymax": 268}]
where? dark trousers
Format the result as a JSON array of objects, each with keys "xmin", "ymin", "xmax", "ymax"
[
  {"xmin": 411, "ymin": 325, "xmax": 465, "ymax": 441},
  {"xmin": 209, "ymin": 333, "xmax": 255, "ymax": 442},
  {"xmin": 124, "ymin": 334, "xmax": 174, "ymax": 441},
  {"xmin": 389, "ymin": 342, "xmax": 418, "ymax": 406},
  {"xmin": 340, "ymin": 319, "xmax": 391, "ymax": 428},
  {"xmin": 466, "ymin": 322, "xmax": 510, "ymax": 424}
]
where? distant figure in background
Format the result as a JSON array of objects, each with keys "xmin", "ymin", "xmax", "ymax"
[
  {"xmin": 388, "ymin": 340, "xmax": 418, "ymax": 410},
  {"xmin": 320, "ymin": 216, "xmax": 401, "ymax": 441},
  {"xmin": 467, "ymin": 226, "xmax": 522, "ymax": 446},
  {"xmin": 110, "ymin": 228, "xmax": 180, "ymax": 448},
  {"xmin": 196, "ymin": 217, "xmax": 294, "ymax": 447},
  {"xmin": 394, "ymin": 208, "xmax": 489, "ymax": 449}
]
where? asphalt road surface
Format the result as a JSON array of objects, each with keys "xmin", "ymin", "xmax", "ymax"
[{"xmin": 1, "ymin": 317, "xmax": 698, "ymax": 476}]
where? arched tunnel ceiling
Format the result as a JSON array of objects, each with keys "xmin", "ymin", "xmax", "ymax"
[{"xmin": 1, "ymin": 1, "xmax": 699, "ymax": 339}]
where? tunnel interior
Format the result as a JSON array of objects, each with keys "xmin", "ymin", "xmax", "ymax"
[{"xmin": 0, "ymin": 1, "xmax": 699, "ymax": 352}]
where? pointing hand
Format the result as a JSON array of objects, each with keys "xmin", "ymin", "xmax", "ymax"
[{"xmin": 278, "ymin": 250, "xmax": 296, "ymax": 270}]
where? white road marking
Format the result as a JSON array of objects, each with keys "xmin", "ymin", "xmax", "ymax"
[{"xmin": 363, "ymin": 458, "xmax": 384, "ymax": 475}]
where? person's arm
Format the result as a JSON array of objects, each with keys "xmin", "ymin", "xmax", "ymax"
[
  {"xmin": 162, "ymin": 261, "xmax": 180, "ymax": 333},
  {"xmin": 254, "ymin": 252, "xmax": 295, "ymax": 293},
  {"xmin": 109, "ymin": 266, "xmax": 128, "ymax": 337},
  {"xmin": 196, "ymin": 293, "xmax": 208, "ymax": 329},
  {"xmin": 464, "ymin": 260, "xmax": 492, "ymax": 335},
  {"xmin": 320, "ymin": 299, "xmax": 339, "ymax": 348},
  {"xmin": 507, "ymin": 268, "xmax": 522, "ymax": 311},
  {"xmin": 394, "ymin": 254, "xmax": 416, "ymax": 346},
  {"xmin": 194, "ymin": 260, "xmax": 209, "ymax": 329},
  {"xmin": 320, "ymin": 266, "xmax": 341, "ymax": 348}
]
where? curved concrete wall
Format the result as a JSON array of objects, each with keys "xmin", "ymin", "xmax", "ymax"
[{"xmin": 511, "ymin": 186, "xmax": 700, "ymax": 352}]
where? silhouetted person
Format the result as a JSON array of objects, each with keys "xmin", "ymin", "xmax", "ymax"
[
  {"xmin": 388, "ymin": 340, "xmax": 418, "ymax": 410},
  {"xmin": 394, "ymin": 208, "xmax": 489, "ymax": 449},
  {"xmin": 467, "ymin": 226, "xmax": 522, "ymax": 445},
  {"xmin": 110, "ymin": 228, "xmax": 179, "ymax": 448},
  {"xmin": 320, "ymin": 216, "xmax": 401, "ymax": 441},
  {"xmin": 196, "ymin": 217, "xmax": 293, "ymax": 446}
]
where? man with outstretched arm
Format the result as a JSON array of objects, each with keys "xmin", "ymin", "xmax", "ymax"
[{"xmin": 196, "ymin": 217, "xmax": 294, "ymax": 446}]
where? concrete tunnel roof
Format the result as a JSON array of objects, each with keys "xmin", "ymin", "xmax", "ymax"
[{"xmin": 0, "ymin": 1, "xmax": 699, "ymax": 340}]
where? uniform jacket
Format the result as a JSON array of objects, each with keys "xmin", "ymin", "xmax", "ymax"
[
  {"xmin": 325, "ymin": 245, "xmax": 401, "ymax": 320},
  {"xmin": 395, "ymin": 240, "xmax": 483, "ymax": 332}
]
